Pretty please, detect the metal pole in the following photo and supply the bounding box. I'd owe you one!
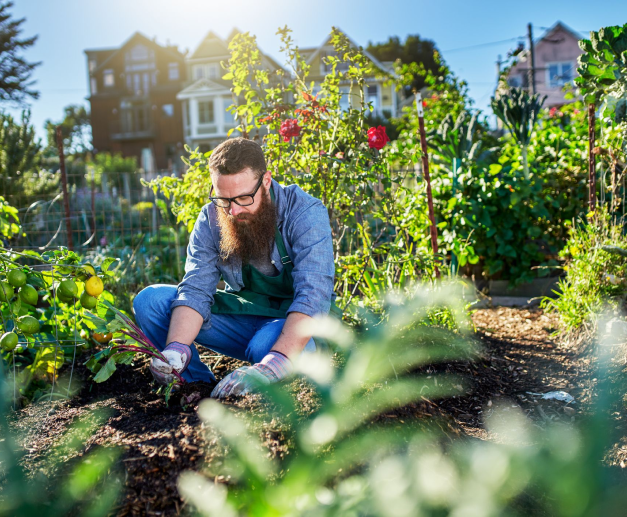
[527,23,536,95]
[55,126,74,251]
[415,93,440,279]
[588,103,597,211]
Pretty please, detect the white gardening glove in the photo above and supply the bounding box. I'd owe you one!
[149,342,191,385]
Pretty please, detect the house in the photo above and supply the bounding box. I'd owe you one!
[299,30,400,119]
[177,29,285,153]
[505,22,583,106]
[85,32,187,173]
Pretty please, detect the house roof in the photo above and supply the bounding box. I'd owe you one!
[87,32,185,74]
[304,29,393,74]
[191,31,231,60]
[536,21,583,46]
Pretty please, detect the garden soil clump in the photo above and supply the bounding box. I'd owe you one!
[9,307,598,516]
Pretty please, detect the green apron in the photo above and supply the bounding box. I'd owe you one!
[211,187,342,321]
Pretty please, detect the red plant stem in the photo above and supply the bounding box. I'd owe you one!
[113,345,186,384]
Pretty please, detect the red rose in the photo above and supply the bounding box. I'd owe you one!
[279,118,301,142]
[367,126,390,150]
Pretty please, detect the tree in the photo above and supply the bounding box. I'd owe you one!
[367,34,439,96]
[0,110,57,203]
[0,1,40,105]
[44,104,92,156]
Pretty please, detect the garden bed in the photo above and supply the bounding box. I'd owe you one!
[7,306,606,515]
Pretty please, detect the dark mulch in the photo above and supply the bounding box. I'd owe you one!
[8,307,601,516]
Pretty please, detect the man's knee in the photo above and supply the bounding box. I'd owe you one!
[133,284,177,321]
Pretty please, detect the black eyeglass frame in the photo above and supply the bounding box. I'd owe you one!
[208,174,266,208]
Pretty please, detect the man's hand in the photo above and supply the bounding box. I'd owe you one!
[211,351,292,398]
[150,342,192,385]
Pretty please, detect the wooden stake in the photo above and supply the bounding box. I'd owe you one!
[415,93,440,279]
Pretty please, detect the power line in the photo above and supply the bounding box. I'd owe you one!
[442,36,525,54]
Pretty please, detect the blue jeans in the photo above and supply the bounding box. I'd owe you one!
[132,284,316,384]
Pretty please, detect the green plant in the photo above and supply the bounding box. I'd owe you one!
[491,87,546,179]
[542,208,627,333]
[0,247,116,403]
[178,283,627,516]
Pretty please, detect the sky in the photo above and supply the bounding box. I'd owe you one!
[7,0,627,142]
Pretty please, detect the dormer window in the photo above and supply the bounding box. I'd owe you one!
[103,69,115,87]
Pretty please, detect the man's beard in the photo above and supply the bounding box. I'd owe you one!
[216,186,277,264]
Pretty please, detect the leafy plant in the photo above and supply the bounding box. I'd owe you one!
[83,299,185,398]
[542,208,627,333]
[491,87,546,179]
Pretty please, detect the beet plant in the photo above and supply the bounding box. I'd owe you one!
[83,299,185,399]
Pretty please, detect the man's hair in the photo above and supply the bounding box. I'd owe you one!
[209,138,267,178]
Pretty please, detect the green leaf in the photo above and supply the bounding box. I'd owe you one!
[489,164,502,176]
[93,357,117,383]
[101,258,118,274]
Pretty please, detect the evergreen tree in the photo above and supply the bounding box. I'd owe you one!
[0,1,40,104]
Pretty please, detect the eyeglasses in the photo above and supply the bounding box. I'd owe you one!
[209,175,265,209]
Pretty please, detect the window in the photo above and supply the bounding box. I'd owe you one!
[162,104,174,117]
[142,72,150,95]
[366,84,379,112]
[224,106,236,125]
[198,100,214,123]
[89,60,97,73]
[90,77,97,94]
[103,69,115,87]
[193,65,204,80]
[207,64,219,79]
[548,62,574,88]
[168,62,179,80]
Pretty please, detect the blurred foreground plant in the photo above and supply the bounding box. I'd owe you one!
[0,365,120,516]
[179,285,627,516]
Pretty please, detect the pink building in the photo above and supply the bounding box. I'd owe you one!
[506,22,583,107]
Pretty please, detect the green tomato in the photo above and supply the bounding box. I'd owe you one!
[19,284,38,306]
[0,281,14,302]
[7,270,27,288]
[0,331,18,352]
[17,315,40,334]
[80,292,98,310]
[58,279,78,299]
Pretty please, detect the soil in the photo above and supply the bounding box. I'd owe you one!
[5,306,613,516]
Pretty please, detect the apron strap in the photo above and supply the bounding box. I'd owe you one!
[270,185,293,271]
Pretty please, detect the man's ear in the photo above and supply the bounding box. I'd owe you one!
[263,170,272,189]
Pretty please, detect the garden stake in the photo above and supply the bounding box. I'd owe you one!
[415,93,440,279]
[588,103,596,212]
[56,126,74,251]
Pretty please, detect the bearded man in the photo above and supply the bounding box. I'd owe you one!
[132,138,337,398]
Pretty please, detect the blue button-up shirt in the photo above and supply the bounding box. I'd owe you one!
[171,179,335,327]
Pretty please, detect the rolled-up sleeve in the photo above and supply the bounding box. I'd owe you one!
[286,201,335,317]
[170,205,220,324]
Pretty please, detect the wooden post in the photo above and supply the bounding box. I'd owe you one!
[588,103,596,211]
[55,126,73,251]
[415,93,440,279]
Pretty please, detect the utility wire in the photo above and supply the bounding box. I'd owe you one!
[442,36,525,54]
